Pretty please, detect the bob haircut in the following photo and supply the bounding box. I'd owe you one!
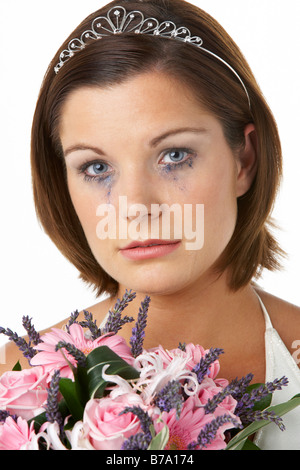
[31,0,284,297]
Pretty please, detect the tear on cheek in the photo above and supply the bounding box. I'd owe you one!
[103,175,113,202]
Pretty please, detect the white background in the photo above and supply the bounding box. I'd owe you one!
[0,0,299,345]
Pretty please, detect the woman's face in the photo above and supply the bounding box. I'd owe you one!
[60,71,249,295]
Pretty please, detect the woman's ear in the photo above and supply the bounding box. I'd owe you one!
[236,123,258,197]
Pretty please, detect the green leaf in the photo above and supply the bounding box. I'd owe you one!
[74,365,90,407]
[86,346,140,398]
[148,425,170,450]
[226,394,300,450]
[59,377,85,421]
[240,438,260,450]
[12,360,22,371]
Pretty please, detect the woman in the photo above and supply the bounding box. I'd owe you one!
[2,0,300,449]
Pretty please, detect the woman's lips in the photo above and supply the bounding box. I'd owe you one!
[120,239,181,260]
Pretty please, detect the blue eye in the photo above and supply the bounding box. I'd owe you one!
[87,162,108,175]
[160,148,196,169]
[79,160,110,181]
[163,149,186,163]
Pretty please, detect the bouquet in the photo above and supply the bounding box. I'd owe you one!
[1,290,300,451]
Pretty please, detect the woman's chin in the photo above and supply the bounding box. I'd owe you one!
[116,269,196,297]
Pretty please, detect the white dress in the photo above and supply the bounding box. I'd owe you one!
[253,294,300,450]
[100,295,300,449]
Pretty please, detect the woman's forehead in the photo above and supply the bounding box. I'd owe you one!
[58,75,221,160]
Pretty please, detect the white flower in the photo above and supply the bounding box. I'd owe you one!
[45,421,95,450]
[66,421,95,450]
[134,350,199,404]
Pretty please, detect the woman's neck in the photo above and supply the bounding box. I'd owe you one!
[113,270,263,351]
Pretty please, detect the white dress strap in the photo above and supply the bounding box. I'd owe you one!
[99,311,110,329]
[254,291,300,449]
[255,291,274,330]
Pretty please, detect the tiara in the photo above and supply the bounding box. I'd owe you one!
[54,5,250,107]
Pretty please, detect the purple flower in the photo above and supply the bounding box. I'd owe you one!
[45,370,62,425]
[120,406,153,450]
[130,296,150,358]
[0,327,36,362]
[187,414,241,450]
[0,410,18,423]
[154,380,183,418]
[22,316,42,346]
[102,290,136,335]
[192,348,224,384]
[55,341,87,368]
[79,310,102,340]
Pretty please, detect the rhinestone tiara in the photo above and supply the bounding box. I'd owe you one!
[54,5,250,107]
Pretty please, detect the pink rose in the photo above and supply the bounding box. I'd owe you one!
[83,394,145,450]
[0,366,49,420]
[0,416,36,450]
[31,324,134,380]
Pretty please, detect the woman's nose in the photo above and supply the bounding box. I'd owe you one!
[114,165,159,219]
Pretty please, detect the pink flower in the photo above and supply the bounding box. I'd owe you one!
[83,393,146,450]
[153,393,235,451]
[153,395,213,450]
[0,366,49,420]
[0,416,37,450]
[30,324,134,380]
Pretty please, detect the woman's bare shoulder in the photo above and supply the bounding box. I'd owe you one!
[48,295,113,331]
[0,297,113,376]
[255,286,300,355]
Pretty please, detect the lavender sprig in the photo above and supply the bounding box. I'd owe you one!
[234,376,289,427]
[21,316,42,346]
[0,326,36,362]
[203,374,254,415]
[130,296,150,358]
[121,432,152,450]
[66,309,102,339]
[45,370,66,441]
[227,374,254,401]
[241,409,285,431]
[192,348,224,385]
[102,289,136,335]
[65,310,80,333]
[0,410,18,423]
[120,406,153,450]
[79,310,102,340]
[187,414,242,450]
[155,380,183,418]
[45,370,62,425]
[234,377,288,416]
[204,381,244,415]
[55,341,87,368]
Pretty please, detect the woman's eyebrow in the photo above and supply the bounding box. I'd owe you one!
[149,127,208,147]
[64,127,208,158]
[64,145,106,158]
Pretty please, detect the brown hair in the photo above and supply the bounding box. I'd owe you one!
[31,0,284,297]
